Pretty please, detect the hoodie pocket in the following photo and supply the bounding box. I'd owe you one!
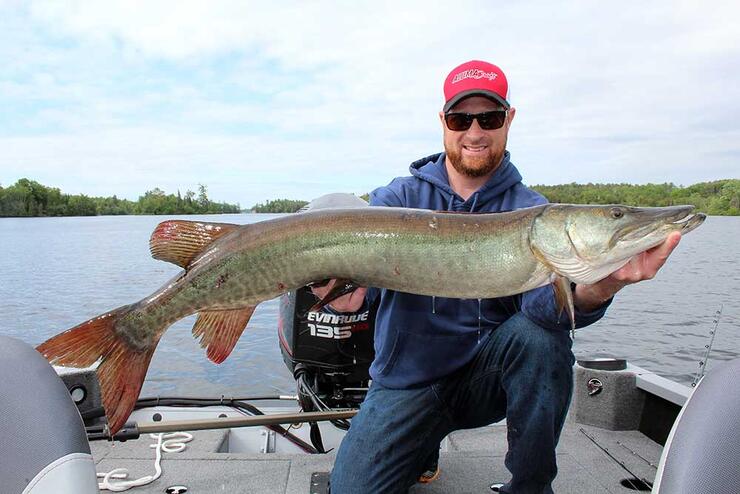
[374,329,401,377]
[376,329,480,384]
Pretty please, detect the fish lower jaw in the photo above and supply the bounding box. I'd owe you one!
[675,213,706,233]
[671,213,697,225]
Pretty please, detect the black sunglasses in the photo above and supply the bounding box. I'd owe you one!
[444,110,508,131]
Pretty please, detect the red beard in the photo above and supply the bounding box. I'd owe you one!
[446,141,506,178]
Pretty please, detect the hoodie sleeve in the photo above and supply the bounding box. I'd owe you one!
[520,284,612,331]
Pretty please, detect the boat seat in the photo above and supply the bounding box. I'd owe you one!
[0,335,98,494]
[653,357,740,493]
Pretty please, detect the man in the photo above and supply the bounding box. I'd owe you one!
[317,60,681,494]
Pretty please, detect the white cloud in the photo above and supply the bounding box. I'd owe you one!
[1,1,738,206]
[1,126,431,203]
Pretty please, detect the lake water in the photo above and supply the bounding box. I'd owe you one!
[1,213,738,397]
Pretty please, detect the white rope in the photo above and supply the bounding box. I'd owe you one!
[97,432,193,492]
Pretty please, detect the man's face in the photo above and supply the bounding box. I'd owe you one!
[440,96,515,178]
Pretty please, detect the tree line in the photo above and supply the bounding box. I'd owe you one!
[249,180,739,214]
[3,178,737,216]
[530,179,740,215]
[0,179,241,217]
[250,199,308,213]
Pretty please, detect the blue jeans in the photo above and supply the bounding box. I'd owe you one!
[330,313,575,494]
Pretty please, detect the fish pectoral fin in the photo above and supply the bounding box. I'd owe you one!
[552,275,576,337]
[149,220,240,269]
[192,306,256,364]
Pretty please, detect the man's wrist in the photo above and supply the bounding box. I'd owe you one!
[574,282,621,312]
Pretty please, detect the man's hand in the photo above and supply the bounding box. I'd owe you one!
[574,231,682,312]
[310,279,367,313]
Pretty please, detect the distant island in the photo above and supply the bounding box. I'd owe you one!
[253,179,739,215]
[251,199,309,213]
[2,178,737,217]
[530,179,739,216]
[0,179,240,217]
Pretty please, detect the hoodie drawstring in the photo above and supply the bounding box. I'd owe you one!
[469,193,479,212]
[447,191,480,212]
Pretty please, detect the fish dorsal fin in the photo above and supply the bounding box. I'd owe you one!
[149,220,240,269]
[192,306,257,364]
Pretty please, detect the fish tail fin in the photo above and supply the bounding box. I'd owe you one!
[36,305,156,434]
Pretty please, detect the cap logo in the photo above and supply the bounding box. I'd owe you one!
[451,69,498,84]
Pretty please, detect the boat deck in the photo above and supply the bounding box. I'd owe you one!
[90,411,662,493]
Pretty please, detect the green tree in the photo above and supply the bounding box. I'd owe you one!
[138,188,168,214]
[251,199,308,213]
[66,194,97,216]
[197,184,210,211]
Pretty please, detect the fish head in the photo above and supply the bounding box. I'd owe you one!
[530,204,705,284]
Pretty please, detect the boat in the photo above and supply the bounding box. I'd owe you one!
[3,195,739,493]
[5,331,740,493]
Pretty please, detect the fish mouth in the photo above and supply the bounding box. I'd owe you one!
[671,211,706,234]
[617,206,706,243]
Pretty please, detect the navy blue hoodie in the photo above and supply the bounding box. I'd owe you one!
[366,152,609,388]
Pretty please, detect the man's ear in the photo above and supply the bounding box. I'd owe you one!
[505,107,516,130]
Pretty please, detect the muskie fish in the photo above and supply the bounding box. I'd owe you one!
[38,204,705,433]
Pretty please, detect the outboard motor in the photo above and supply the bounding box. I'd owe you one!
[278,194,377,416]
[652,358,740,493]
[0,335,98,493]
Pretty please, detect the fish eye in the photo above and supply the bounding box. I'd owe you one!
[610,207,624,219]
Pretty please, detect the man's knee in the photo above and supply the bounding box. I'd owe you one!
[500,313,574,365]
[494,314,575,427]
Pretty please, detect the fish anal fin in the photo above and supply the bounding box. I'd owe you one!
[149,220,240,269]
[36,305,154,435]
[192,307,256,364]
[552,275,576,337]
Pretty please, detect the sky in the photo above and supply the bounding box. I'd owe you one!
[1,1,739,207]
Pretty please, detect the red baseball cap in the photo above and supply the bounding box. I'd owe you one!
[443,60,510,112]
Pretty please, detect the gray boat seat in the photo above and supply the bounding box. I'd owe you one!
[0,335,98,494]
[653,357,740,493]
